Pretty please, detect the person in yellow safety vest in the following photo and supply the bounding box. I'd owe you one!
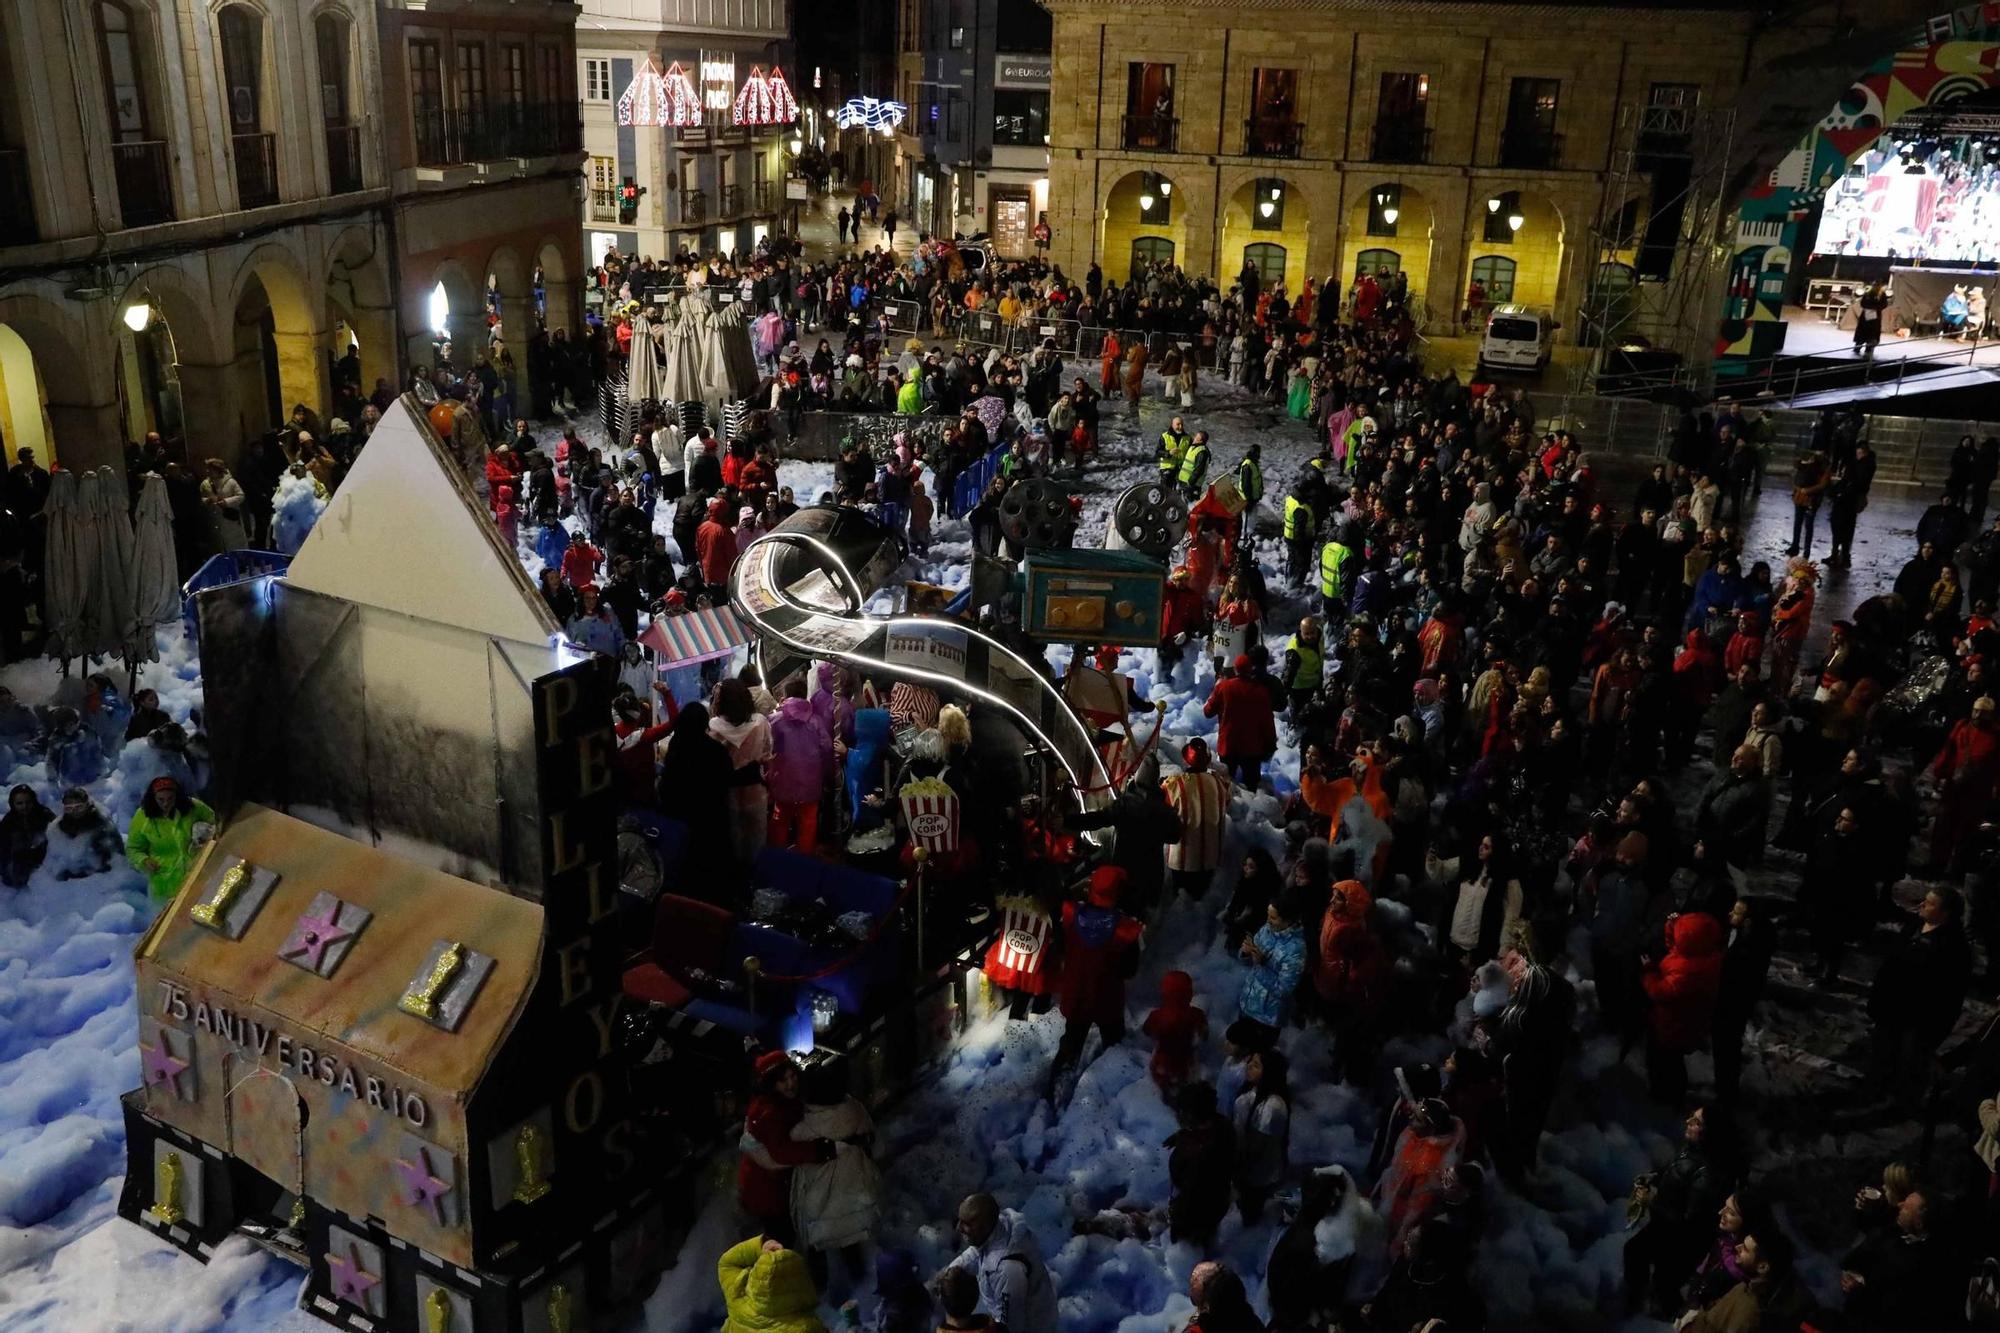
[1158,416,1191,477]
[1283,493,1316,586]
[1281,615,1326,714]
[1177,430,1212,498]
[1237,443,1264,507]
[1319,536,1355,620]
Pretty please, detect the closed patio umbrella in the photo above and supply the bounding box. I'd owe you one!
[702,300,760,419]
[41,469,91,665]
[659,296,706,409]
[83,468,136,660]
[127,472,180,665]
[625,310,661,405]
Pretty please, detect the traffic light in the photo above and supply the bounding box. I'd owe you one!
[619,177,643,224]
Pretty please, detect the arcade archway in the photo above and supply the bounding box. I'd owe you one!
[1341,182,1434,307]
[1465,190,1565,312]
[1220,177,1309,296]
[1100,170,1187,284]
[0,325,53,466]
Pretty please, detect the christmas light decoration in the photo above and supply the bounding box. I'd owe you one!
[834,97,909,132]
[619,58,703,128]
[732,65,799,127]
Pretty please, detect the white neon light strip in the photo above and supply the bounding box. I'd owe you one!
[735,532,1111,797]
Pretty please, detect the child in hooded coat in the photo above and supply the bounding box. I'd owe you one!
[717,1236,826,1333]
[1142,969,1208,1097]
[1641,910,1726,1103]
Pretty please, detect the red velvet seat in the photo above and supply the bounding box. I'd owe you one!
[619,894,734,1008]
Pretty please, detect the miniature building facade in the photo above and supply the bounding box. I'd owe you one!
[119,397,679,1333]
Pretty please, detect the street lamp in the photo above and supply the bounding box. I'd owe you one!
[1259,197,1275,218]
[1139,189,1156,212]
[1159,179,1173,197]
[1487,196,1502,213]
[1382,203,1400,225]
[123,302,152,332]
[1507,210,1525,232]
[790,136,803,153]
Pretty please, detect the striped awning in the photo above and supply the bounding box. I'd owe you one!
[640,605,752,664]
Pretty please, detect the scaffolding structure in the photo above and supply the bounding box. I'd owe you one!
[1573,100,1737,394]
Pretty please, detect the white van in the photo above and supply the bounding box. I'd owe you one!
[1478,304,1557,374]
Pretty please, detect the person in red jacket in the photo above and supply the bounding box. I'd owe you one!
[560,528,602,592]
[1930,695,2000,873]
[1641,911,1725,1105]
[737,1051,834,1242]
[1722,609,1765,675]
[612,684,677,806]
[1313,879,1387,1083]
[695,496,739,599]
[1142,969,1207,1099]
[1047,866,1145,1099]
[985,888,1060,1020]
[1203,655,1278,789]
[1160,567,1209,675]
[1668,629,1724,768]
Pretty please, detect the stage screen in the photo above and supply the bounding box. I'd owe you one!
[1812,143,2000,262]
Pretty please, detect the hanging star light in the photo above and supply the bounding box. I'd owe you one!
[835,97,909,132]
[732,65,799,127]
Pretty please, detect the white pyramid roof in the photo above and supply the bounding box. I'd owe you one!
[284,397,558,646]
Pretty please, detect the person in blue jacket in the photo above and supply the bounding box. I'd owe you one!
[1237,890,1308,1039]
[846,705,894,835]
[1685,552,1746,637]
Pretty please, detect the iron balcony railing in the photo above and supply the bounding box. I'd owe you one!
[1371,120,1431,164]
[1121,114,1178,152]
[325,125,362,194]
[112,139,175,227]
[680,189,707,223]
[412,100,582,167]
[0,147,35,244]
[719,182,743,216]
[1243,118,1303,158]
[590,187,620,223]
[233,131,278,208]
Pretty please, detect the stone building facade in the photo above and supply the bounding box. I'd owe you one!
[1041,0,1763,341]
[0,0,584,476]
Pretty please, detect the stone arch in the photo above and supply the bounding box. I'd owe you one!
[325,222,394,392]
[1219,173,1310,296]
[1100,168,1188,287]
[228,243,325,425]
[0,296,98,470]
[1342,181,1436,307]
[485,244,530,359]
[414,257,484,374]
[1465,189,1565,313]
[536,236,577,338]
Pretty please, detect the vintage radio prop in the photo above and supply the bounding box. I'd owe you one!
[1019,548,1167,647]
[118,397,685,1333]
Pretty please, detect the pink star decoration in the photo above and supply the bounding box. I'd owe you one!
[394,1146,453,1223]
[285,902,355,971]
[140,1032,189,1096]
[326,1241,382,1305]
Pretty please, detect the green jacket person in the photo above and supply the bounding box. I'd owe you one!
[127,776,216,904]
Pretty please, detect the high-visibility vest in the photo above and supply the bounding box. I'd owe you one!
[1238,457,1264,504]
[1319,540,1355,598]
[1283,495,1315,541]
[1159,429,1190,472]
[1288,633,1324,690]
[1177,443,1210,486]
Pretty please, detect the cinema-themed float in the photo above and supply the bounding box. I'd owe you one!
[118,394,1169,1332]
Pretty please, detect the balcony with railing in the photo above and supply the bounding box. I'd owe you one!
[590,186,620,223]
[412,100,583,168]
[1371,120,1431,164]
[1498,126,1563,170]
[680,189,707,224]
[232,132,278,208]
[1121,114,1178,152]
[112,139,174,227]
[326,125,362,194]
[752,179,774,211]
[719,182,743,216]
[1243,118,1303,159]
[0,148,34,244]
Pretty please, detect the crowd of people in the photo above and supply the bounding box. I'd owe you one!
[539,222,2000,1332]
